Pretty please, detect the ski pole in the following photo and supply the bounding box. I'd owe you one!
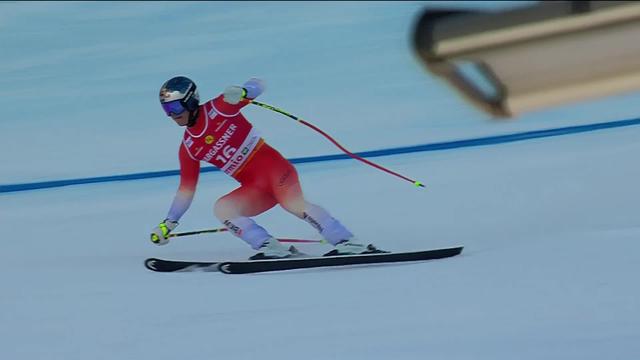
[168,227,228,238]
[169,227,325,243]
[279,238,326,244]
[250,100,425,188]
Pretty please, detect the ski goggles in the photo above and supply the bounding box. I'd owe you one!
[161,100,186,116]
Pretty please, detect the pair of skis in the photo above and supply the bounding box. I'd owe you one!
[145,245,463,274]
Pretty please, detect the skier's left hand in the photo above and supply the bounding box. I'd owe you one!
[223,86,247,105]
[150,219,179,245]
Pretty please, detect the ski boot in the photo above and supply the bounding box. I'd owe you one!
[250,237,297,260]
[324,238,388,256]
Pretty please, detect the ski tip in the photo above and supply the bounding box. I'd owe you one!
[144,258,161,271]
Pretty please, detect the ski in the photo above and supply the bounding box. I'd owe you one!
[144,246,306,273]
[217,246,464,274]
[145,246,464,274]
[144,258,219,272]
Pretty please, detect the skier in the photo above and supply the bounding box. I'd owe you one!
[150,76,378,259]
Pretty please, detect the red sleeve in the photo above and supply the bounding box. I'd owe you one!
[166,145,201,222]
[178,144,200,192]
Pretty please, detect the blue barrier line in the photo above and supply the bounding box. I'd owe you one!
[2,117,639,194]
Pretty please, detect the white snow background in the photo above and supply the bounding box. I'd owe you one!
[1,2,639,360]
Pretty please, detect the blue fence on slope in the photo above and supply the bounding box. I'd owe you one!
[2,117,639,194]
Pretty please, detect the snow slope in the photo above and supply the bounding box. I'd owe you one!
[3,124,639,360]
[2,2,639,360]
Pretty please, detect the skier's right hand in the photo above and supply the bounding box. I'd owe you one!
[150,219,179,245]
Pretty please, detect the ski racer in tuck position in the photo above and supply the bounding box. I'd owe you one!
[149,76,380,259]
